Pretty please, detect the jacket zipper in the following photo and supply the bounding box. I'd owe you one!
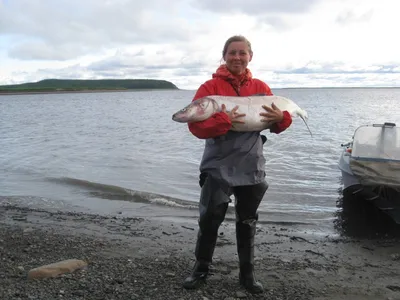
[230,83,240,96]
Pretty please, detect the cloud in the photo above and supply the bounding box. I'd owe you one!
[0,0,399,89]
[259,16,292,31]
[264,73,400,89]
[85,46,211,75]
[261,59,400,88]
[275,61,400,74]
[193,0,321,15]
[8,40,91,61]
[0,0,201,61]
[336,9,374,25]
[2,45,216,88]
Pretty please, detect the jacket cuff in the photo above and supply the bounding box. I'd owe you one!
[270,111,292,134]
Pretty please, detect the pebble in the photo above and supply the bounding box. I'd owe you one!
[17,266,25,272]
[236,291,247,298]
[1,204,398,300]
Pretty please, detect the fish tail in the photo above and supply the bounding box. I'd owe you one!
[298,113,313,137]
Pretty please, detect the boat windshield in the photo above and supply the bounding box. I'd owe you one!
[350,123,400,187]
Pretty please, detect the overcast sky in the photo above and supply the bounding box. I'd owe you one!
[0,0,399,89]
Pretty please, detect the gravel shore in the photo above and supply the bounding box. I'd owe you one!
[1,203,400,300]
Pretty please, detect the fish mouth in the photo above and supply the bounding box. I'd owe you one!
[172,112,185,122]
[172,111,192,123]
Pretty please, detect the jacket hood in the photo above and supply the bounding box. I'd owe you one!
[212,64,252,89]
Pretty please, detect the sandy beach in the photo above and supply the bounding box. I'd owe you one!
[1,202,400,300]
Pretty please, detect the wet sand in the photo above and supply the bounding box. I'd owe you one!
[1,203,400,300]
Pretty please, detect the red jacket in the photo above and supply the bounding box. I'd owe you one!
[188,65,293,139]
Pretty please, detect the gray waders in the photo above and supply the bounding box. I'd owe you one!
[183,173,268,294]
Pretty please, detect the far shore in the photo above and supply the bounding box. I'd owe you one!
[0,88,180,96]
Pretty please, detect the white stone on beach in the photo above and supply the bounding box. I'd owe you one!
[27,259,88,280]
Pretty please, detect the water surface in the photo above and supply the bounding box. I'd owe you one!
[1,88,399,234]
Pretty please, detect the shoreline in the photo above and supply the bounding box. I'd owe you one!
[0,88,180,96]
[1,203,400,299]
[1,86,398,96]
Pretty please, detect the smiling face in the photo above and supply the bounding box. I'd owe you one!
[223,40,253,75]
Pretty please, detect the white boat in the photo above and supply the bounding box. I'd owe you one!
[338,122,400,224]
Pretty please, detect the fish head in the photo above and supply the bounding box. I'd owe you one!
[172,97,218,123]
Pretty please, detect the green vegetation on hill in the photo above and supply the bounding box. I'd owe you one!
[0,79,179,93]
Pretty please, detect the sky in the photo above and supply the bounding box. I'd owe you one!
[0,0,399,89]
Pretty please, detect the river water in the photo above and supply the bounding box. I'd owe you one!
[1,88,399,235]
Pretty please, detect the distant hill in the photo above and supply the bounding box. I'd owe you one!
[0,79,179,94]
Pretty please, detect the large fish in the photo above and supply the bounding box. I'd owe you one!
[172,95,313,136]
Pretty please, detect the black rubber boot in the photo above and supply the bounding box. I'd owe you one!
[182,260,210,289]
[183,202,228,290]
[236,218,264,294]
[182,229,215,289]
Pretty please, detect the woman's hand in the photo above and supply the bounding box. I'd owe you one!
[221,104,246,124]
[260,103,283,123]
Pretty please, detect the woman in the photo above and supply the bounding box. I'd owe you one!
[182,35,292,294]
